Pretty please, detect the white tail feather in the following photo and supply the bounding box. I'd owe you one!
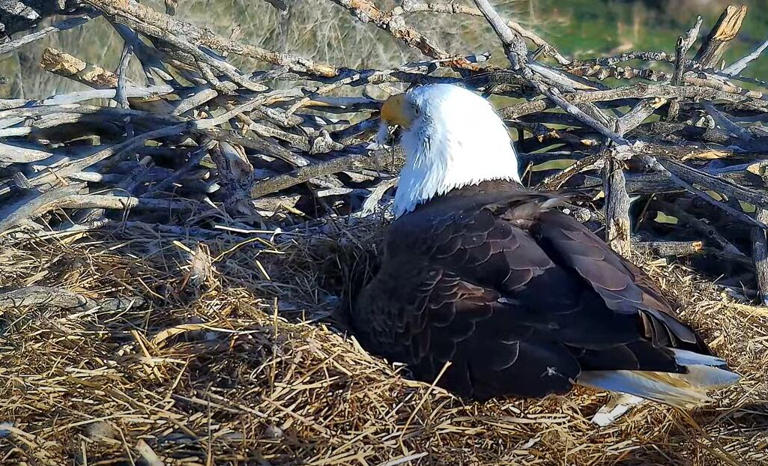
[676,365,741,388]
[671,348,727,367]
[577,370,712,408]
[577,352,740,409]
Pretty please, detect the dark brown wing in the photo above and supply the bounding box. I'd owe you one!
[531,210,707,350]
[352,184,709,400]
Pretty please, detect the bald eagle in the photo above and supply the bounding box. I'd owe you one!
[352,84,739,408]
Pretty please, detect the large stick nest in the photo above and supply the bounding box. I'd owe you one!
[2,0,768,464]
[1,219,767,465]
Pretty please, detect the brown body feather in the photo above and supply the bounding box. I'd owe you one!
[352,180,728,401]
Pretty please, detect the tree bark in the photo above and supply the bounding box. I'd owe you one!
[752,209,768,305]
[693,5,747,68]
[604,153,631,257]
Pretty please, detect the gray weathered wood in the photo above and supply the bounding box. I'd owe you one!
[0,16,89,56]
[604,151,631,257]
[694,5,748,68]
[752,209,768,305]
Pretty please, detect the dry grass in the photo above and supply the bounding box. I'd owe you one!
[1,215,767,465]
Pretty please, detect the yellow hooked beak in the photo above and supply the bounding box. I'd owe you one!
[380,93,413,129]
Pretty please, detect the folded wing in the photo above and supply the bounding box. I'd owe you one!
[353,185,738,404]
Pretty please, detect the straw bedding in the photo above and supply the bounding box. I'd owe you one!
[1,217,767,465]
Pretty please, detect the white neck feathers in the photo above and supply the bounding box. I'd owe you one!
[391,85,521,217]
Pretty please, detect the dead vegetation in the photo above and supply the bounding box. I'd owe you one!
[1,219,767,465]
[1,0,768,464]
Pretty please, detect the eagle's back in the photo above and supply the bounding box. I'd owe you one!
[352,181,716,400]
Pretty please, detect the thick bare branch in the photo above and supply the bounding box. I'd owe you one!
[0,16,89,56]
[753,209,768,305]
[40,47,120,89]
[399,0,569,65]
[86,0,340,77]
[604,151,631,256]
[694,5,748,68]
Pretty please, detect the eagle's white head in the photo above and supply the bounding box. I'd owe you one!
[378,84,521,217]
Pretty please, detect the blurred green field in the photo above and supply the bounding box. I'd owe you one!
[1,0,767,98]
